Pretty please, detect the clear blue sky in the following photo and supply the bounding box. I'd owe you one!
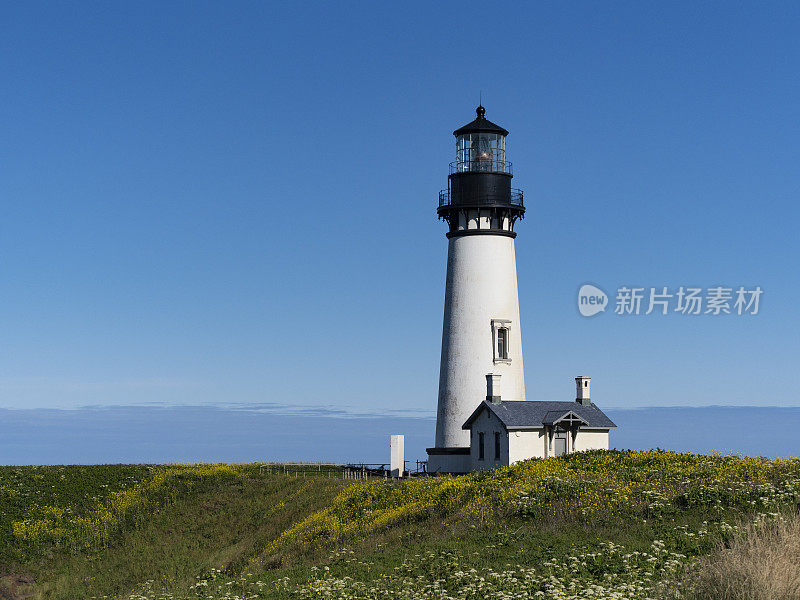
[2,2,799,413]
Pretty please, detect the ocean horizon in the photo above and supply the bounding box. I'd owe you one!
[1,404,798,466]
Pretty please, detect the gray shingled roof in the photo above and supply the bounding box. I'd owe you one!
[542,410,587,425]
[462,400,616,430]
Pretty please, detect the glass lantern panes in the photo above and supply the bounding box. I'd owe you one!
[455,133,507,173]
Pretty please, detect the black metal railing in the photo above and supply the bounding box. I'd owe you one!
[450,159,513,175]
[438,188,524,208]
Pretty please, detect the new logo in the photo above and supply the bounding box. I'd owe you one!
[578,284,608,317]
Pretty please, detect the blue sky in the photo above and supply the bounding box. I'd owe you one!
[2,2,799,415]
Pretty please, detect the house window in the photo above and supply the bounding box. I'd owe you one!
[491,319,512,363]
[494,432,501,460]
[478,432,485,460]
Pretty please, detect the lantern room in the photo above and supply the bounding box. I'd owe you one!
[453,106,510,174]
[437,106,524,237]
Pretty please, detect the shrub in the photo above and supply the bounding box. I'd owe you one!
[680,512,800,600]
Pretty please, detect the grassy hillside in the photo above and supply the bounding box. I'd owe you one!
[0,464,350,599]
[2,452,799,599]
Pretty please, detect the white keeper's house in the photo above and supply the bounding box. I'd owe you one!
[426,107,616,474]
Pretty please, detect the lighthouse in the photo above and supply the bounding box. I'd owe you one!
[427,106,527,473]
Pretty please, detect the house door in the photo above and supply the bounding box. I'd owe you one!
[554,433,567,456]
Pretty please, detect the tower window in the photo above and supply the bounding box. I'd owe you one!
[491,319,512,363]
[478,432,485,460]
[494,432,501,460]
[584,381,588,387]
[497,328,508,360]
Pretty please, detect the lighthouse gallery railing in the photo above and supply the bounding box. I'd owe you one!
[438,189,524,209]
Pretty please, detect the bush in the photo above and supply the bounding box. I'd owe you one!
[680,512,800,600]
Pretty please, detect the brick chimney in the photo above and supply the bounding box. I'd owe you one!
[486,373,502,404]
[575,376,591,406]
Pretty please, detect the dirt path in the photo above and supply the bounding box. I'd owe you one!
[0,574,34,600]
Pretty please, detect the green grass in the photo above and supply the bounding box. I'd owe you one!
[0,464,350,599]
[32,472,349,599]
[1,452,799,599]
[0,464,155,565]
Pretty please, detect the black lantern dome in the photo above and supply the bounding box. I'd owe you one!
[453,105,509,137]
[438,106,524,238]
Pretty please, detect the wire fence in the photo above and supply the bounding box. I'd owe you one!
[257,461,429,480]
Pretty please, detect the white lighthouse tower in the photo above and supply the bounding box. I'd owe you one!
[427,106,527,473]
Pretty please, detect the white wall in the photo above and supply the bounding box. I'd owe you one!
[572,430,610,452]
[507,428,608,465]
[461,418,610,473]
[468,408,508,471]
[508,429,547,463]
[435,235,526,449]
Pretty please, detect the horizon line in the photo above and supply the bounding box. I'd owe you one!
[2,401,800,418]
